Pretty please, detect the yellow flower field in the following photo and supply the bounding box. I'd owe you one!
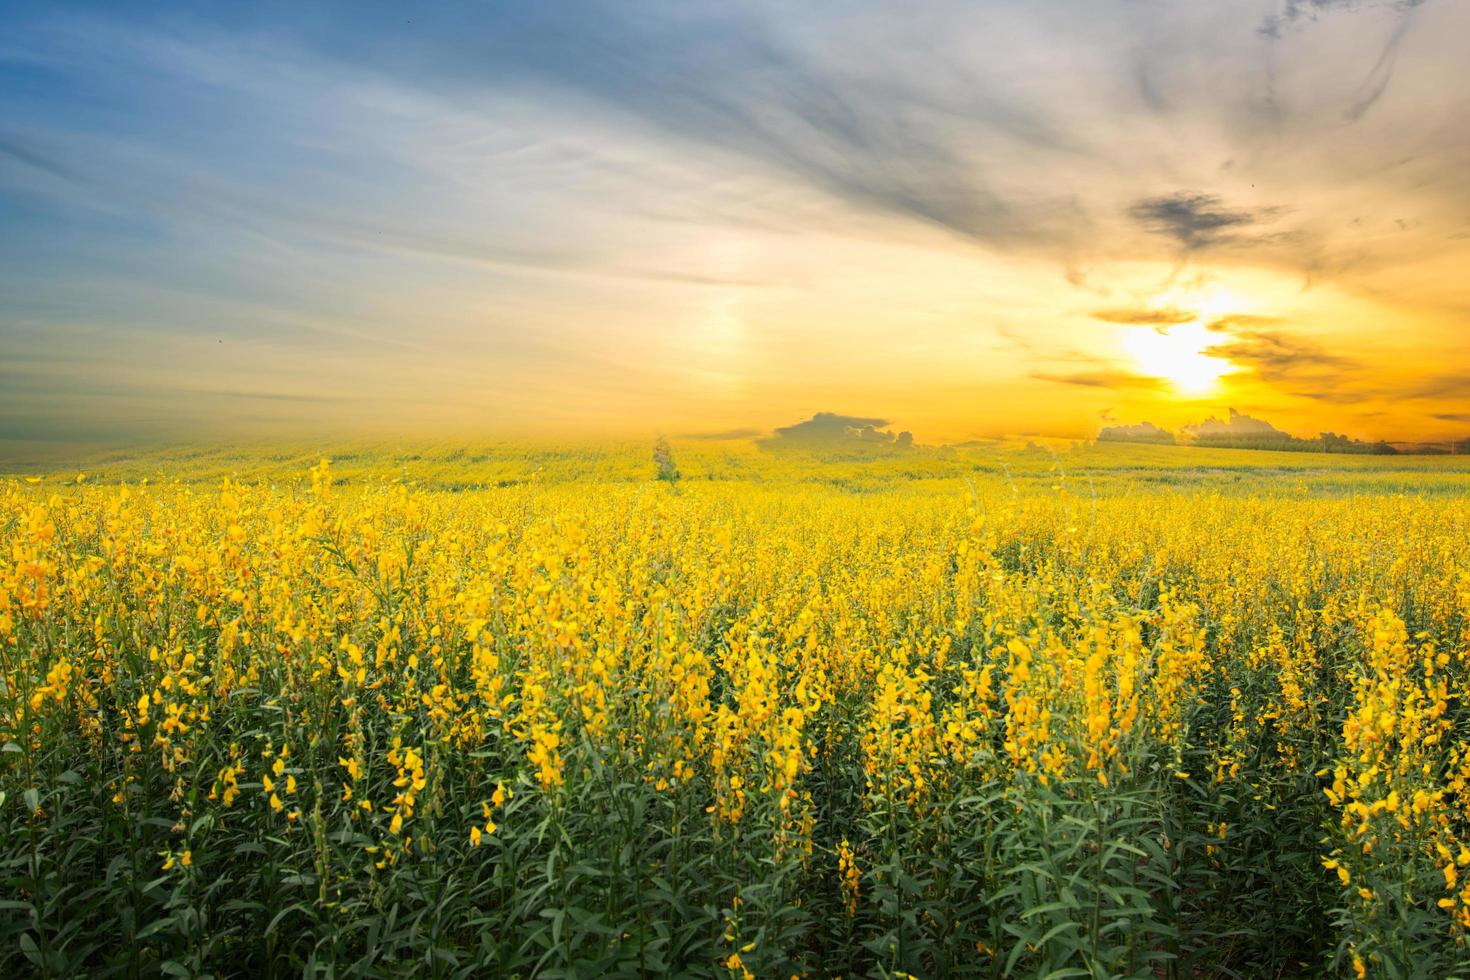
[3,442,1470,976]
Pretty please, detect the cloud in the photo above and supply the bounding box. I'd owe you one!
[1204,319,1382,403]
[1204,322,1355,384]
[1205,313,1283,332]
[1290,388,1377,405]
[0,134,74,182]
[369,1,1446,276]
[1031,370,1167,390]
[1402,373,1470,401]
[1432,412,1470,423]
[1262,0,1427,38]
[1090,307,1197,326]
[378,4,1088,251]
[1204,316,1470,410]
[1181,407,1291,440]
[1259,0,1428,137]
[1266,368,1469,407]
[213,389,352,404]
[1128,193,1281,250]
[764,412,913,447]
[774,411,887,439]
[1343,8,1419,121]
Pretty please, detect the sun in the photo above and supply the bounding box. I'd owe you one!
[1125,321,1229,394]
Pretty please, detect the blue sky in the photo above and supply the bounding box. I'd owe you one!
[3,0,1468,448]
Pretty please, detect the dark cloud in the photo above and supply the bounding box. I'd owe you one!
[1260,0,1428,129]
[1343,9,1418,121]
[1090,307,1197,326]
[764,412,913,447]
[1200,317,1423,408]
[1031,370,1167,390]
[1205,319,1355,385]
[1129,193,1281,250]
[774,412,887,439]
[1433,413,1470,423]
[1262,0,1427,38]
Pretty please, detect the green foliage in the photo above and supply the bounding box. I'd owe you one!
[653,438,681,485]
[3,446,1470,976]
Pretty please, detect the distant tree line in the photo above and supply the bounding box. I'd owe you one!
[1099,422,1399,454]
[1097,422,1175,445]
[1188,432,1397,454]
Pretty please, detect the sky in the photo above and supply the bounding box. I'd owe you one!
[2,0,1469,447]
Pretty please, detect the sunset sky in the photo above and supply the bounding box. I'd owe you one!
[3,0,1468,447]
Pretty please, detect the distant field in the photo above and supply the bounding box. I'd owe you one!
[4,443,1470,975]
[6,436,1470,491]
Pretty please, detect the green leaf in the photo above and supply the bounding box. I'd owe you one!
[18,932,43,967]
